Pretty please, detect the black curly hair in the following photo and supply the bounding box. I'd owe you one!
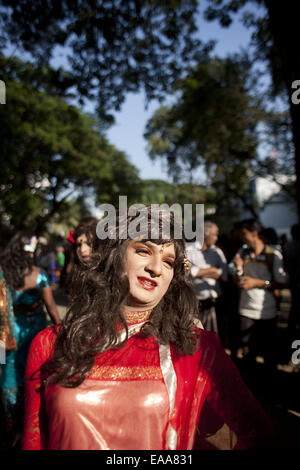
[42,207,200,387]
[0,230,35,291]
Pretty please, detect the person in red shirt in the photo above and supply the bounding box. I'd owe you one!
[22,207,276,450]
[60,217,100,292]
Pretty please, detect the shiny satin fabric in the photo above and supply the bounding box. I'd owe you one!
[45,379,169,450]
[23,319,276,450]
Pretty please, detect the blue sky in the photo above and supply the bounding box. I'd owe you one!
[106,10,256,182]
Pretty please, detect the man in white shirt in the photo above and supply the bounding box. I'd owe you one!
[186,221,228,332]
[230,219,288,369]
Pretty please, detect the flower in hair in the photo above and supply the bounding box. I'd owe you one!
[67,229,75,244]
[24,236,38,253]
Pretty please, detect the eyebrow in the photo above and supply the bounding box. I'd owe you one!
[134,240,176,259]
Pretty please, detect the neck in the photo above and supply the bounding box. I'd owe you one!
[123,305,153,325]
[123,304,152,312]
[125,294,161,311]
[251,238,264,256]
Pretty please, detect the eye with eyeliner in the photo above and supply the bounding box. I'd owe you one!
[135,246,152,255]
[133,243,175,266]
[163,258,175,268]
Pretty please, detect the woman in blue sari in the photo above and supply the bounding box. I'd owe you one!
[0,231,60,447]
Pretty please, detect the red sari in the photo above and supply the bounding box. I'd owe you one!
[22,311,275,450]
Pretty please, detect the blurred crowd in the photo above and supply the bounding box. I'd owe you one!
[0,216,99,448]
[0,215,299,449]
[187,220,300,369]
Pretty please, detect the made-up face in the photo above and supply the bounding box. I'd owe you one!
[125,240,176,309]
[76,234,92,262]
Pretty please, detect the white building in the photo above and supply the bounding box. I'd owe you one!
[254,176,298,238]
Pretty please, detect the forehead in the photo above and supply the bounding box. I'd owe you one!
[205,226,218,235]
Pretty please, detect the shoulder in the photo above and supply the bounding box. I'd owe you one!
[29,325,60,361]
[190,325,224,355]
[186,243,204,264]
[272,248,283,260]
[211,245,227,260]
[35,267,50,285]
[173,328,227,375]
[197,328,223,349]
[25,325,60,377]
[31,265,40,275]
[186,242,201,254]
[32,324,60,344]
[265,245,283,261]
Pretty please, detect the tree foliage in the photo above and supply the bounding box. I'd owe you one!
[145,55,262,217]
[0,0,212,121]
[0,54,140,234]
[203,0,300,219]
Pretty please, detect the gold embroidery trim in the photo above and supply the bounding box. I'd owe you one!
[123,310,152,324]
[89,365,163,380]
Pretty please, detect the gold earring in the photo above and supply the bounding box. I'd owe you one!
[183,258,190,272]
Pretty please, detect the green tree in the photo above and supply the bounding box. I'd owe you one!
[0,54,141,234]
[0,0,211,121]
[204,0,300,220]
[140,179,212,206]
[45,195,93,241]
[144,55,262,218]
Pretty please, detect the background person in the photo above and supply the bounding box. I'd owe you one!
[0,231,60,446]
[186,221,228,333]
[230,219,288,372]
[55,245,65,281]
[60,217,100,294]
[0,266,17,448]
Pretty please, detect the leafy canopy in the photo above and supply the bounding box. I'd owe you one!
[0,54,140,232]
[0,0,212,120]
[145,55,263,217]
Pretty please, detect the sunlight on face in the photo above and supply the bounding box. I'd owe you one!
[125,240,175,309]
[205,227,218,247]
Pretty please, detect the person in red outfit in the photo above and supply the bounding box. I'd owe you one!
[60,217,100,292]
[22,207,276,450]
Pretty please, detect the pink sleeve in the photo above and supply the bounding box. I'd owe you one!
[22,326,57,450]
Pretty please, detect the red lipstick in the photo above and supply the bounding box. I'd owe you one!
[138,276,157,290]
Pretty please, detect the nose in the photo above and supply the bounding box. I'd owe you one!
[81,243,89,256]
[145,255,162,277]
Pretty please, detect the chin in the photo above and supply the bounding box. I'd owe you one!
[129,292,157,306]
[133,296,154,305]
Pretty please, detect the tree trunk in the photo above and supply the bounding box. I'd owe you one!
[265,0,300,222]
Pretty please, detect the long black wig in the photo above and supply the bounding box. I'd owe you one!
[42,207,200,387]
[0,230,35,291]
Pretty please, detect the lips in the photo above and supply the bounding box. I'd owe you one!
[138,276,157,290]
